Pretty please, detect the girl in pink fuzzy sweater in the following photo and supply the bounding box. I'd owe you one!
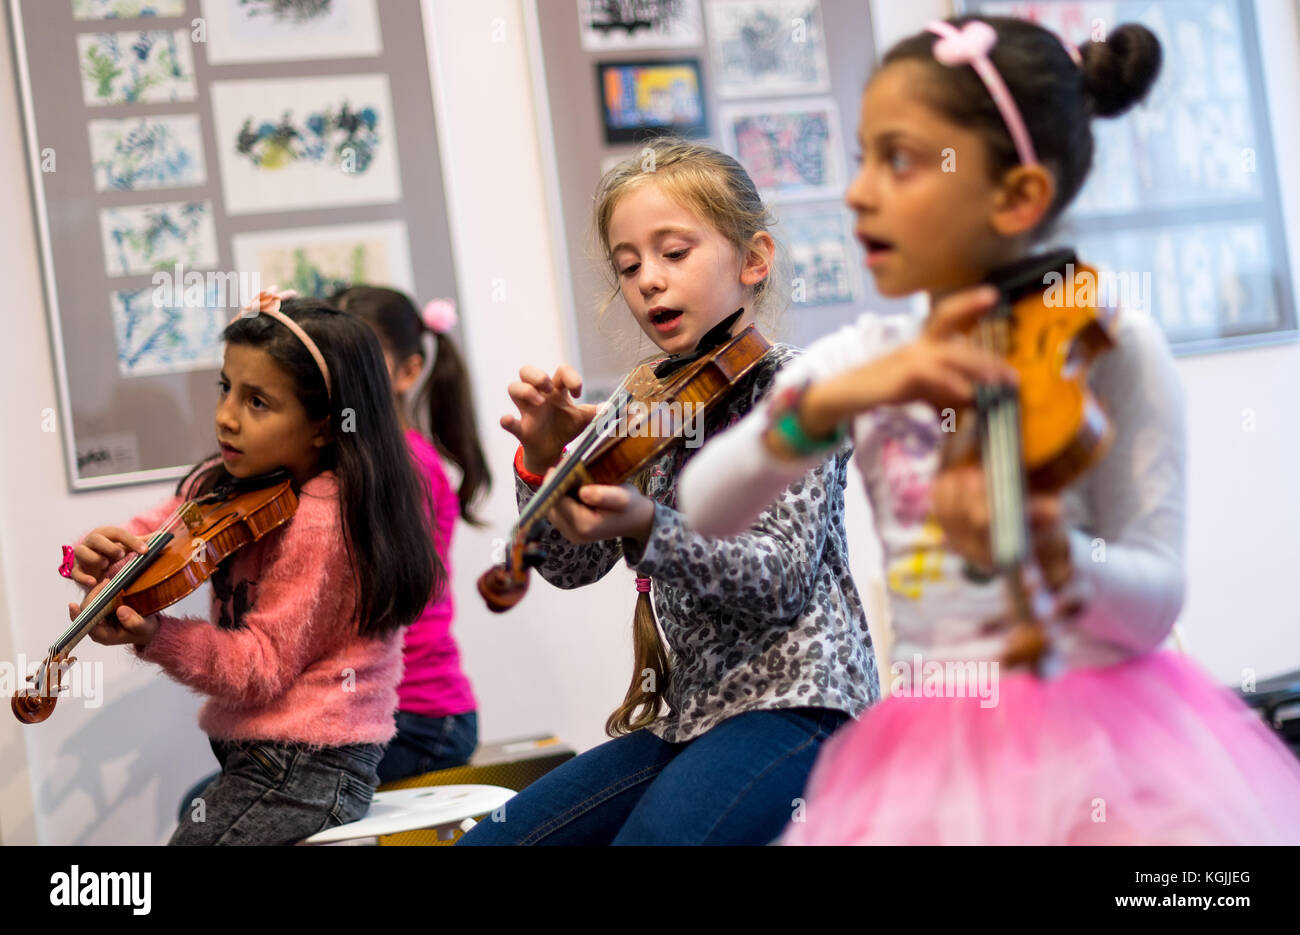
[67,294,442,845]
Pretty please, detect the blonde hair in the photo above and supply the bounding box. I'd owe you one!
[592,138,785,736]
[592,137,788,335]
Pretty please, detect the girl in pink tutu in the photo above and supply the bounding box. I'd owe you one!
[678,14,1300,844]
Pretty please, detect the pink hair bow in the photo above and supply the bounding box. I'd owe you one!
[927,19,1039,167]
[232,285,332,399]
[423,298,458,334]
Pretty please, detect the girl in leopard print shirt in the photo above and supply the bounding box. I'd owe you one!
[457,139,878,846]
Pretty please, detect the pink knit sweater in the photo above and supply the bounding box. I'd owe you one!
[84,472,404,747]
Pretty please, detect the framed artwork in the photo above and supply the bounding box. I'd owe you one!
[596,58,708,143]
[198,0,382,64]
[960,0,1296,354]
[705,0,831,98]
[210,74,402,215]
[8,0,460,488]
[777,202,861,308]
[577,0,704,51]
[719,96,845,202]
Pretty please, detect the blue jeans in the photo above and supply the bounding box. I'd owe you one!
[377,710,478,784]
[456,706,848,846]
[171,738,383,845]
[176,711,479,823]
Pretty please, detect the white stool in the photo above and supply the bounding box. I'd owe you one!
[300,784,515,845]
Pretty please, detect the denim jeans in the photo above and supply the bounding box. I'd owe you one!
[456,706,848,846]
[171,737,383,845]
[377,710,478,784]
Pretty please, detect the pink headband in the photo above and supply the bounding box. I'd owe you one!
[234,288,333,400]
[927,19,1039,166]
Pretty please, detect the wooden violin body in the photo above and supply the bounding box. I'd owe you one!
[12,472,297,724]
[942,249,1117,671]
[479,317,772,612]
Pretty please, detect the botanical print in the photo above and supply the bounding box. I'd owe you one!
[577,0,703,51]
[99,201,218,276]
[231,221,414,298]
[721,98,843,202]
[110,284,226,376]
[705,0,830,98]
[210,75,401,214]
[77,30,196,106]
[780,206,858,307]
[73,0,187,18]
[88,115,206,192]
[199,0,381,64]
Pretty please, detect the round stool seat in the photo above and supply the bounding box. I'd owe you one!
[301,784,514,845]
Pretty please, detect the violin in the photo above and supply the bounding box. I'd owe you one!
[941,249,1117,673]
[479,310,772,612]
[12,470,298,724]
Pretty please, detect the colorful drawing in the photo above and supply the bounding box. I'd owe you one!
[199,0,381,64]
[598,60,707,143]
[210,75,401,215]
[73,0,187,18]
[88,115,206,192]
[705,0,830,98]
[780,206,858,307]
[231,221,415,299]
[77,30,196,106]
[99,201,218,277]
[110,284,226,377]
[578,0,703,51]
[721,98,843,202]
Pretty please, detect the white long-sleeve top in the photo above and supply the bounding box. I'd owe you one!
[677,306,1187,673]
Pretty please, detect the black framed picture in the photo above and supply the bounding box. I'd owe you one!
[596,58,709,144]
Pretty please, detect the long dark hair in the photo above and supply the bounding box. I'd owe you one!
[179,297,442,638]
[881,16,1162,227]
[331,285,491,526]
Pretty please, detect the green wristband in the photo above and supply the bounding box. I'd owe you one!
[772,406,845,457]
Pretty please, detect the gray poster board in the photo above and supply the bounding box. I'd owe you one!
[8,0,461,489]
[526,0,906,399]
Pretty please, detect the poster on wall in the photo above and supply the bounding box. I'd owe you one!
[210,74,402,215]
[232,221,416,299]
[198,0,383,65]
[705,0,831,98]
[777,204,860,308]
[578,0,704,51]
[720,97,845,202]
[8,0,460,488]
[597,59,709,143]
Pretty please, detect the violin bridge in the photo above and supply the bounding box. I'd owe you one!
[180,501,205,535]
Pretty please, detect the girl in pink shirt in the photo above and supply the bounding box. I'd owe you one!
[68,295,442,845]
[333,286,489,782]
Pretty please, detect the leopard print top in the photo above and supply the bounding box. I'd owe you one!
[515,343,880,742]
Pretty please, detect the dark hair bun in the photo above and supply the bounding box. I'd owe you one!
[1079,23,1162,117]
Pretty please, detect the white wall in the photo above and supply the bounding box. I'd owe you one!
[2,0,1298,844]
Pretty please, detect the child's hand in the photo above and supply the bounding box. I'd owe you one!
[546,476,657,547]
[871,285,1018,411]
[501,364,602,474]
[74,578,159,648]
[70,526,149,590]
[932,463,1074,590]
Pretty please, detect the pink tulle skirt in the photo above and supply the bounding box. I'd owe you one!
[783,651,1300,845]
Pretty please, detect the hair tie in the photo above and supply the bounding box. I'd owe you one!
[635,577,651,593]
[58,545,75,579]
[422,298,458,335]
[233,287,333,401]
[926,19,1039,167]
